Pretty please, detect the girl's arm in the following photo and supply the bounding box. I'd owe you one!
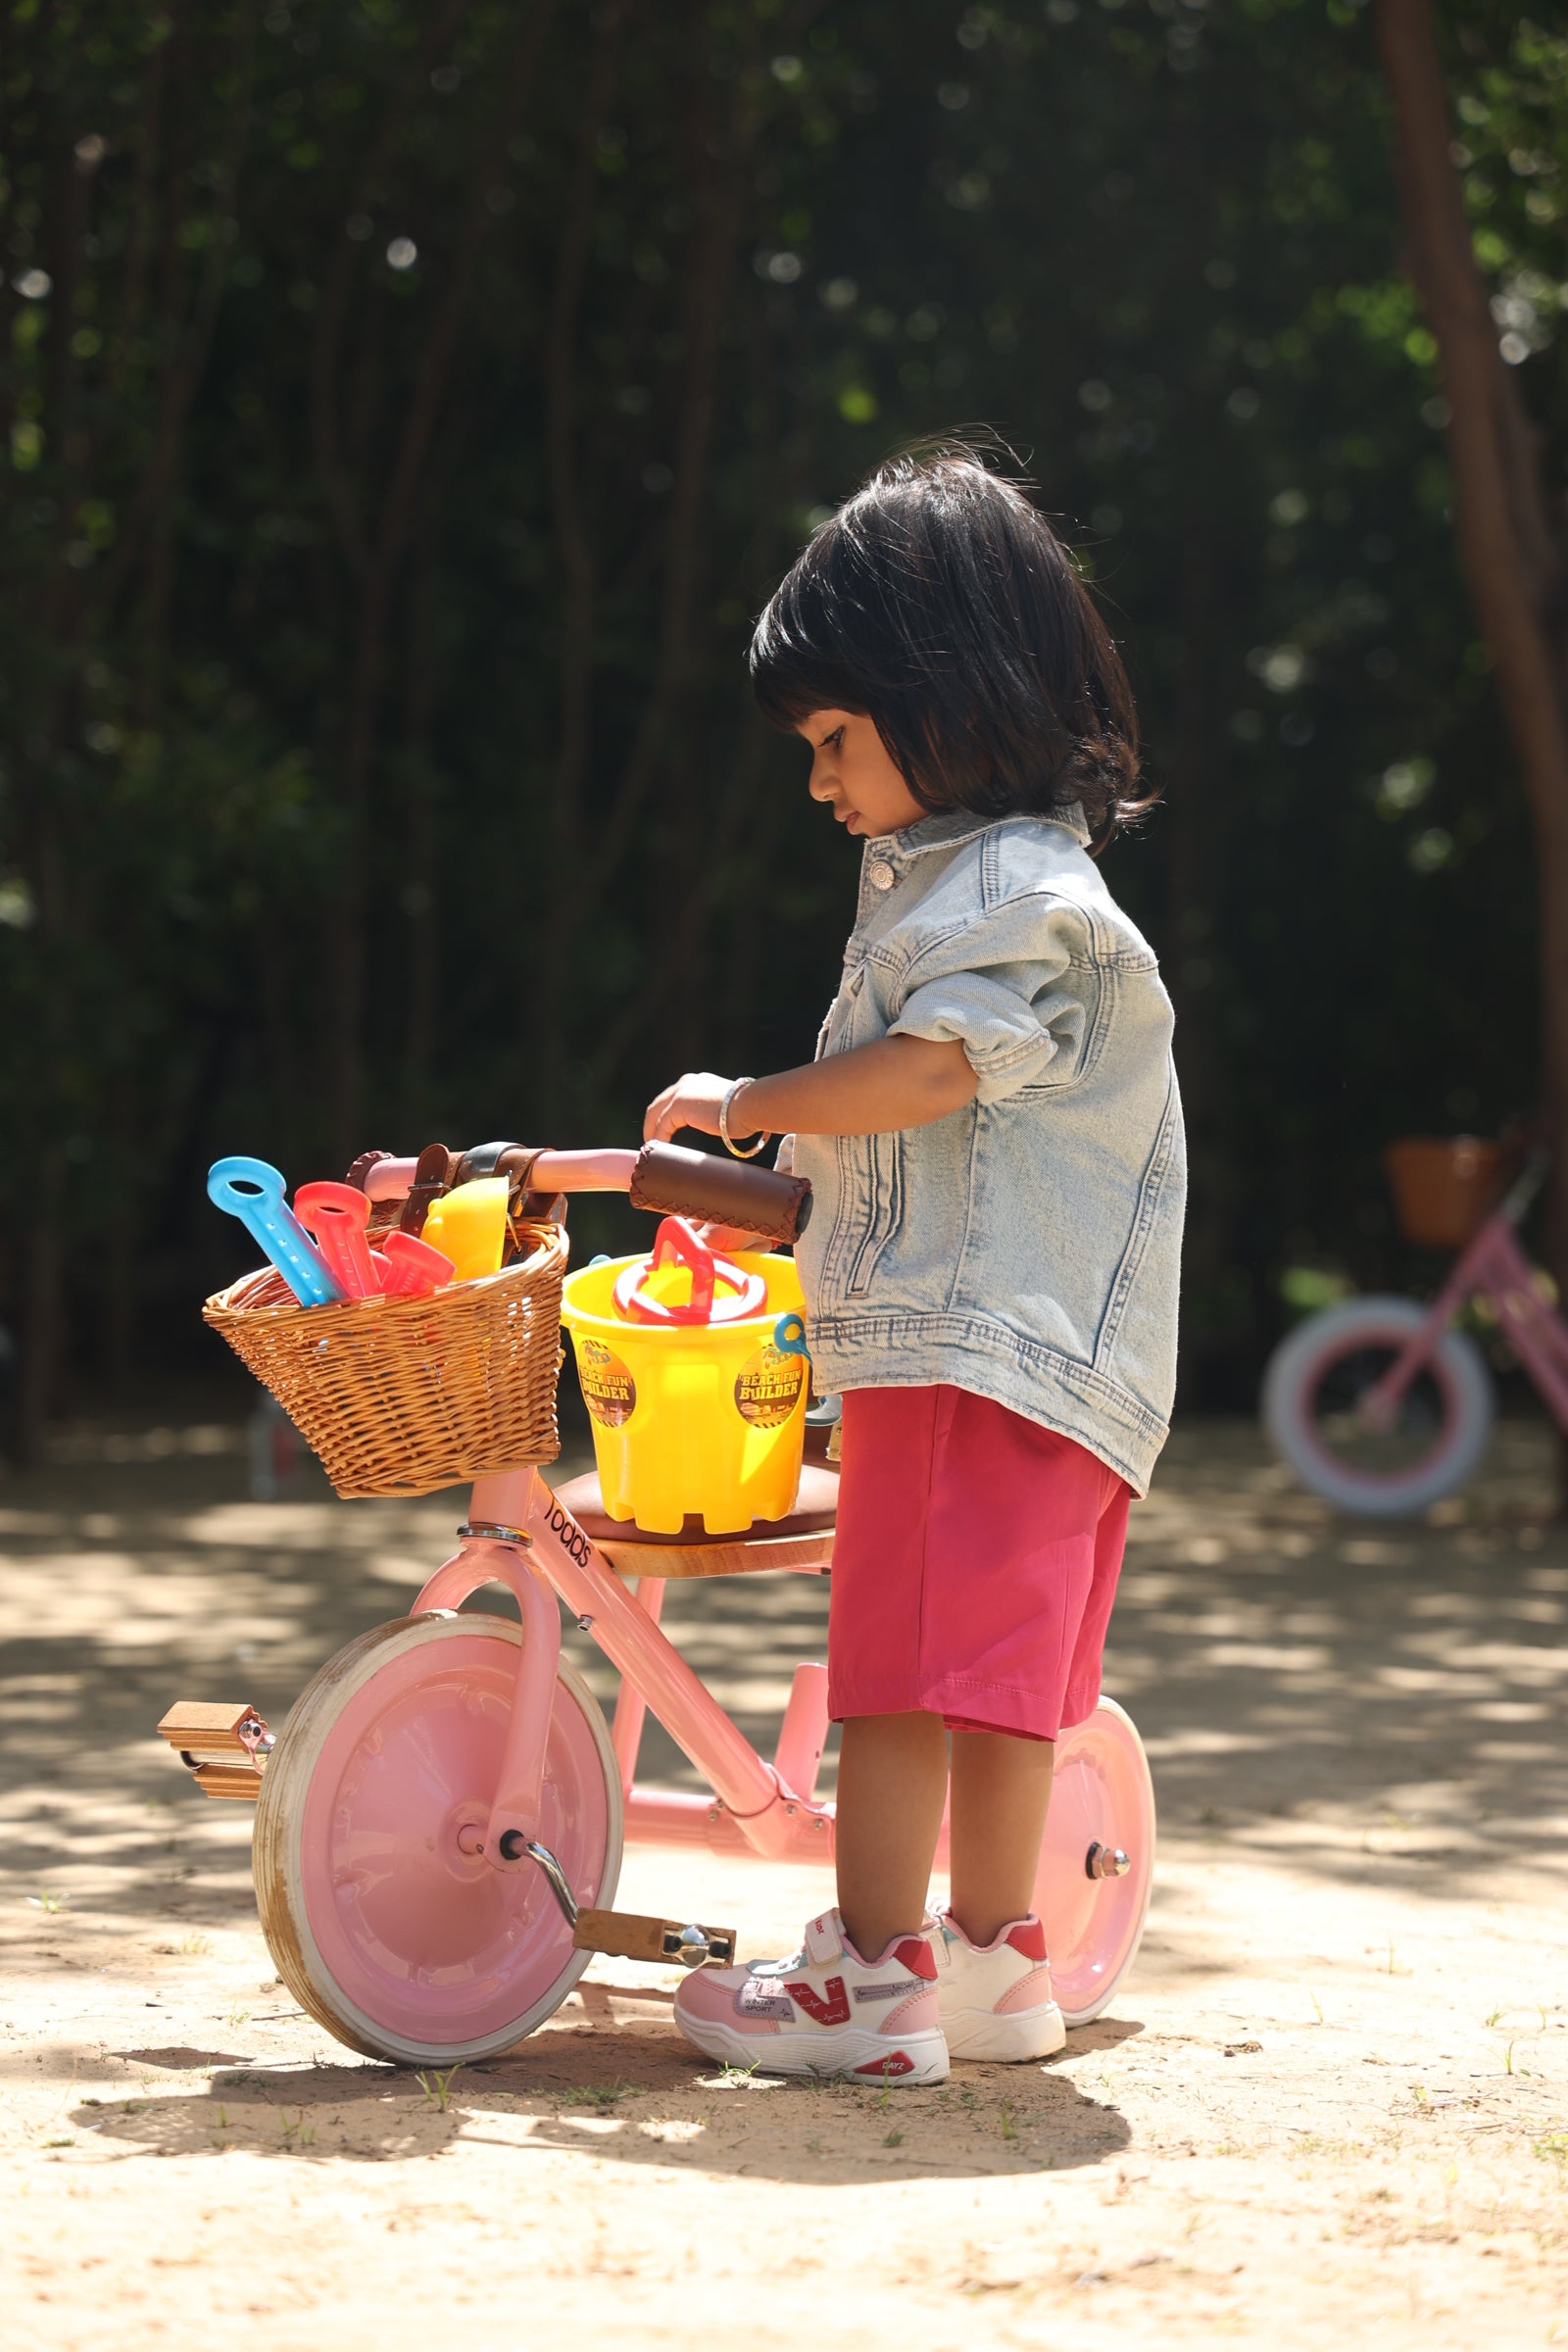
[643,1035,977,1147]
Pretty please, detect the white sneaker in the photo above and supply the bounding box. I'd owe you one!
[931,1908,1066,2061]
[673,1907,949,2083]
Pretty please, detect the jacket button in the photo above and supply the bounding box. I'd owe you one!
[867,859,895,890]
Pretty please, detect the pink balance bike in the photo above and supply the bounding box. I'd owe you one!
[1263,1142,1561,1517]
[164,1142,1155,2068]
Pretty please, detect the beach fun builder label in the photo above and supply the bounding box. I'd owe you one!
[577,1337,637,1427]
[733,1341,807,1429]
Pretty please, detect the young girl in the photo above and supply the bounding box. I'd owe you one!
[643,445,1185,2083]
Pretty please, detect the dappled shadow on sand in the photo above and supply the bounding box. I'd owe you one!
[70,2019,1135,2182]
[3,1413,1566,1932]
[1108,1420,1568,1890]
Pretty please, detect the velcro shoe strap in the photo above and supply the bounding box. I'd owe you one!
[802,1911,844,1966]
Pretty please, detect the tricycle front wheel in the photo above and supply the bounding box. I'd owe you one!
[254,1612,621,2066]
[1262,1294,1494,1517]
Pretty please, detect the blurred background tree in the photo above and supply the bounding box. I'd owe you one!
[1,0,1563,1458]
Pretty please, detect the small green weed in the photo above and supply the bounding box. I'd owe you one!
[416,2065,464,2114]
[177,1932,212,1957]
[224,2003,251,2030]
[1535,2133,1568,2167]
[999,2101,1019,2141]
[805,2133,823,2154]
[883,2129,904,2148]
[561,2077,637,2110]
[278,2109,316,2148]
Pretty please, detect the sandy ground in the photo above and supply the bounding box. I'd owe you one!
[2,1412,1566,2349]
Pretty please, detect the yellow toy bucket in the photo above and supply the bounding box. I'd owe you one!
[561,1250,808,1535]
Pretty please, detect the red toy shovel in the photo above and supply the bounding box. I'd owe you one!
[377,1229,455,1297]
[293,1182,382,1299]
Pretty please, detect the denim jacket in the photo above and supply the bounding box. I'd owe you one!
[785,808,1185,1494]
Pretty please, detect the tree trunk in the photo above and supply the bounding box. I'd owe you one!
[1375,0,1568,1427]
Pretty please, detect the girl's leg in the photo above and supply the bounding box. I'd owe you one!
[947,1728,1055,1946]
[835,1710,949,1959]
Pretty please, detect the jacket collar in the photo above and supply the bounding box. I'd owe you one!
[870,803,1093,859]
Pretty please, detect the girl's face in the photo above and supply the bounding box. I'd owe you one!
[798,708,926,840]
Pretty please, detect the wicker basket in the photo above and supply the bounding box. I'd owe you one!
[204,1221,567,1498]
[1383,1137,1506,1251]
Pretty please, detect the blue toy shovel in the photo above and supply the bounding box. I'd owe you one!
[208,1156,345,1307]
[772,1310,810,1361]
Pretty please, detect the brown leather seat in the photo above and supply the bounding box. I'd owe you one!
[555,1461,839,1547]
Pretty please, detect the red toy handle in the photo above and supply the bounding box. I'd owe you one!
[611,1216,766,1327]
[377,1229,456,1297]
[294,1181,379,1299]
[653,1216,716,1321]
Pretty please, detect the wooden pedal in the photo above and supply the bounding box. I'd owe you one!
[190,1762,266,1801]
[571,1907,737,1968]
[156,1702,272,1800]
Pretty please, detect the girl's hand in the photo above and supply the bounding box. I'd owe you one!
[698,1221,771,1254]
[643,1070,736,1144]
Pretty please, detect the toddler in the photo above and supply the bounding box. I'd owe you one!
[644,445,1185,2082]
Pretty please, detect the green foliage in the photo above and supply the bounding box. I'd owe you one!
[1,0,1564,1419]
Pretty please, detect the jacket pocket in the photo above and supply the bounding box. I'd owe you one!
[844,1128,904,1297]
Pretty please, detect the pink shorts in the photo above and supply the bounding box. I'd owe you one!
[826,1385,1132,1742]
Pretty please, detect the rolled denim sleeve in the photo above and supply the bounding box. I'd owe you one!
[885,899,1082,1106]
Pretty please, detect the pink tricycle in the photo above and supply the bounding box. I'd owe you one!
[163,1140,1154,2068]
[1264,1138,1561,1516]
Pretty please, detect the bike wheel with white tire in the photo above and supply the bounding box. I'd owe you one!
[1033,1695,1155,2028]
[254,1611,621,2066]
[1262,1294,1494,1518]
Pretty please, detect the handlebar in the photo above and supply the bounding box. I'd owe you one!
[359,1139,813,1248]
[363,1150,638,1201]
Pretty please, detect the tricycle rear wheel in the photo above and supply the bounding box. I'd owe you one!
[1034,1695,1155,2027]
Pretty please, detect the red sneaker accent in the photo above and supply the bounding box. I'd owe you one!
[855,2049,916,2078]
[1005,1919,1049,1962]
[896,1936,938,1982]
[787,1975,851,2027]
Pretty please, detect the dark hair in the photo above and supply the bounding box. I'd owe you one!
[749,440,1152,848]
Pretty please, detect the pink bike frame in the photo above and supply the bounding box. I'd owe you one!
[409,1469,865,1877]
[362,1146,892,1883]
[1364,1175,1568,1432]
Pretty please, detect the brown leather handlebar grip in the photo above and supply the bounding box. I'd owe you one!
[629,1141,812,1246]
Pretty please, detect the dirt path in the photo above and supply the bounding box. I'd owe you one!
[2,1416,1565,2348]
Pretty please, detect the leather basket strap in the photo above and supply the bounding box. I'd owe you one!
[399,1142,458,1236]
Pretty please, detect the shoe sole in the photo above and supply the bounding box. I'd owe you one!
[942,2000,1066,2063]
[675,2013,950,2084]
